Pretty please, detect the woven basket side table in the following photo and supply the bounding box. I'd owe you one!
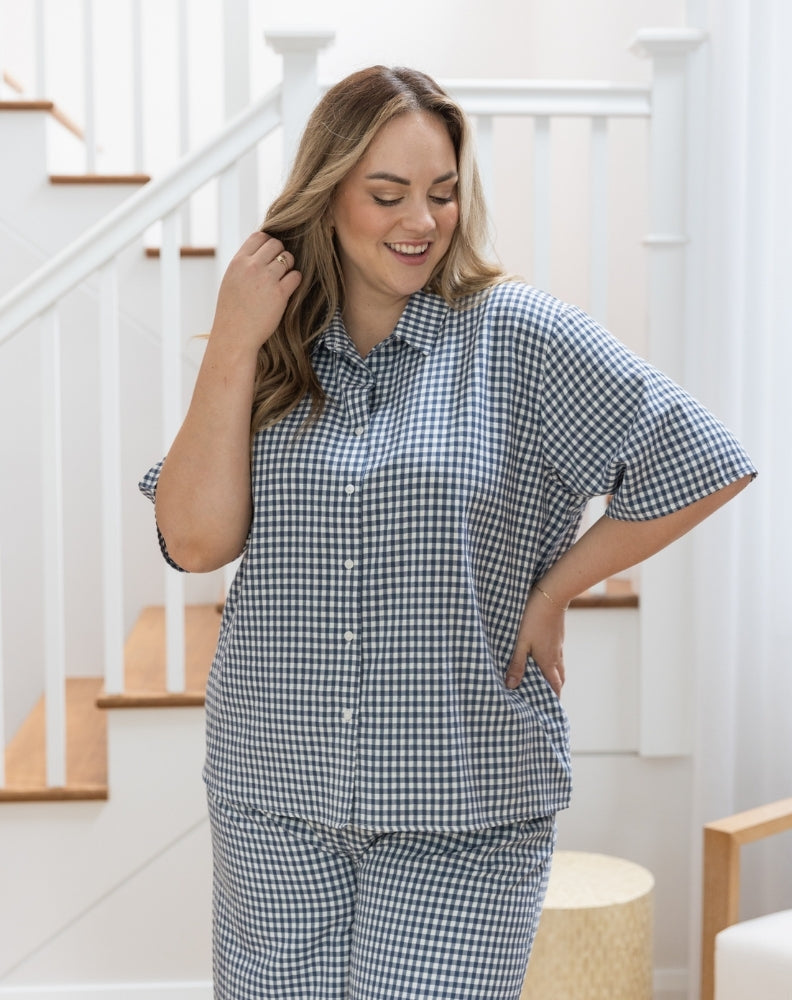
[521,850,655,1000]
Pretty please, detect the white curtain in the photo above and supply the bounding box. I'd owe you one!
[686,0,792,956]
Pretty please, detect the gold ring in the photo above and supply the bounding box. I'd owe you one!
[276,253,288,268]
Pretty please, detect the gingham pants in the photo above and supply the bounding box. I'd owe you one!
[208,792,556,1000]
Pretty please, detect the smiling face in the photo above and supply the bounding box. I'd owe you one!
[331,111,460,335]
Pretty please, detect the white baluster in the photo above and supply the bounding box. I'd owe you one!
[218,163,243,606]
[34,0,46,98]
[0,542,6,787]
[532,116,551,291]
[631,28,707,757]
[589,116,609,326]
[475,115,495,218]
[131,0,144,173]
[82,0,96,173]
[223,0,257,241]
[161,210,186,693]
[178,0,192,244]
[100,261,125,695]
[217,162,241,270]
[41,307,67,787]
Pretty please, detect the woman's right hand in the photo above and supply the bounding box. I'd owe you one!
[210,231,302,352]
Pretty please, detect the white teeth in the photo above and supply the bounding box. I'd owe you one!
[387,242,429,255]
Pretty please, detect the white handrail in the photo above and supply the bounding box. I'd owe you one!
[445,80,651,118]
[0,86,282,346]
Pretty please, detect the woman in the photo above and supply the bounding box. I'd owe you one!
[142,66,755,999]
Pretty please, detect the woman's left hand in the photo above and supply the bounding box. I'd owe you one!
[505,588,566,696]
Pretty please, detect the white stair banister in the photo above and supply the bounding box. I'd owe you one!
[444,80,651,119]
[100,260,125,695]
[131,0,144,172]
[82,0,97,173]
[589,116,609,327]
[0,543,5,786]
[532,116,551,292]
[223,0,257,242]
[33,0,46,98]
[161,209,186,693]
[265,30,335,171]
[0,86,283,346]
[473,115,495,216]
[631,27,707,757]
[40,306,67,787]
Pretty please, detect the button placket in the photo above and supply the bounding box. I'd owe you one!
[336,378,372,760]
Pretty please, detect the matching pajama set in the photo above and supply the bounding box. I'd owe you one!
[141,281,755,999]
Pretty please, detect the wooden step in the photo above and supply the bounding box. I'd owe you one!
[1,677,107,802]
[1,604,221,802]
[97,603,222,708]
[572,576,638,609]
[0,99,54,112]
[49,173,151,185]
[144,246,217,258]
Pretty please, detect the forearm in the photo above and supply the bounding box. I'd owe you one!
[155,335,258,572]
[538,475,754,606]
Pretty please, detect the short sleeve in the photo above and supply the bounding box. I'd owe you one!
[138,460,188,572]
[540,304,757,521]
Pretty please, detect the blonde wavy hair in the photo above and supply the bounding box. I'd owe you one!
[252,65,504,434]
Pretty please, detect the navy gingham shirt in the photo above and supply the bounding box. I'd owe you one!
[141,282,756,831]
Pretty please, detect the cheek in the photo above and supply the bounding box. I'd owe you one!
[442,205,460,240]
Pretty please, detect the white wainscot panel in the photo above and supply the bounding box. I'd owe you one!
[562,606,640,754]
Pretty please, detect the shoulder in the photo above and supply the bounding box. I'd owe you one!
[455,279,564,331]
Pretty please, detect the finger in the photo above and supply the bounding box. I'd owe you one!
[271,249,294,275]
[240,231,271,254]
[544,665,564,698]
[505,633,530,690]
[279,268,302,295]
[537,651,564,697]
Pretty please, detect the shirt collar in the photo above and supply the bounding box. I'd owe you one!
[313,290,448,361]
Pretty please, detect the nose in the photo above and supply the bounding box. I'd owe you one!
[401,197,436,234]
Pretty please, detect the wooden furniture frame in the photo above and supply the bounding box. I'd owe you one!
[701,797,792,1000]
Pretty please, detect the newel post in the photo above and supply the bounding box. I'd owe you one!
[630,28,706,756]
[265,30,335,173]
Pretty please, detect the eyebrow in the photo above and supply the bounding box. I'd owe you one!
[364,170,458,186]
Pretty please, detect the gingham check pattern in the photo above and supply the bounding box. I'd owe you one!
[209,793,555,1000]
[141,282,755,831]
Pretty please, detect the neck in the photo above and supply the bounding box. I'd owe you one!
[342,296,409,358]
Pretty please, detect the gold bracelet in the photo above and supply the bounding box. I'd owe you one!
[534,584,569,612]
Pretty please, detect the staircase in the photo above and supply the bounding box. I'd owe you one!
[0,22,705,998]
[0,90,227,993]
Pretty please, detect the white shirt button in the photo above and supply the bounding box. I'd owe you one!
[342,708,354,723]
[344,484,355,495]
[354,426,365,436]
[344,559,355,570]
[343,630,355,642]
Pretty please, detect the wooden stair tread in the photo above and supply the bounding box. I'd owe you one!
[98,603,222,708]
[49,173,151,185]
[2,605,220,801]
[572,576,638,609]
[0,99,55,112]
[145,246,217,258]
[1,677,107,802]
